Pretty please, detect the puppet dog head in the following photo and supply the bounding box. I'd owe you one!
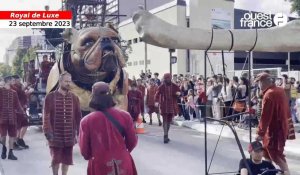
[62,25,126,91]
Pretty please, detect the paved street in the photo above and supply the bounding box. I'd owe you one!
[1,124,300,175]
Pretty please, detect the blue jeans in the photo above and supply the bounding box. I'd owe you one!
[291,99,299,123]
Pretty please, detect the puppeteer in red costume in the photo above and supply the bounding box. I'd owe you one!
[255,72,295,174]
[155,73,180,143]
[43,72,81,175]
[79,82,138,175]
[0,76,24,160]
[146,78,162,126]
[11,76,28,128]
[40,55,52,85]
[127,82,143,122]
[137,79,146,123]
[10,75,30,149]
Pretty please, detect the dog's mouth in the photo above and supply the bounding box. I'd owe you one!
[85,51,118,77]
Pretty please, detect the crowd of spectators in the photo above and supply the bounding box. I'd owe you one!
[132,70,300,128]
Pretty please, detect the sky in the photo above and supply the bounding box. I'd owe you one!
[0,0,297,63]
[0,0,62,63]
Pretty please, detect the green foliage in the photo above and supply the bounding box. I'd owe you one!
[0,63,12,77]
[288,0,300,16]
[12,48,27,77]
[11,46,41,78]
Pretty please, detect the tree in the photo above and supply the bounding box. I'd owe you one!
[0,63,12,77]
[288,0,300,16]
[11,46,41,79]
[12,48,27,77]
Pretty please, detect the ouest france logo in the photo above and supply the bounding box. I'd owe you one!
[240,12,288,28]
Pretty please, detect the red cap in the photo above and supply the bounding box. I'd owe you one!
[254,72,271,83]
[163,73,172,79]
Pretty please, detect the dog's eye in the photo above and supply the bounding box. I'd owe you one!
[111,37,120,44]
[82,38,95,47]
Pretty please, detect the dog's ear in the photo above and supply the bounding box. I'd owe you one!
[61,28,78,43]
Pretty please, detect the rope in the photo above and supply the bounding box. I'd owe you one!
[206,28,214,51]
[221,50,226,95]
[249,28,258,52]
[228,30,234,52]
[206,54,216,76]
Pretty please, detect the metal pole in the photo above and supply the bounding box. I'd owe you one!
[117,0,120,25]
[204,51,208,175]
[248,51,252,143]
[288,52,290,76]
[144,0,148,73]
[170,50,172,75]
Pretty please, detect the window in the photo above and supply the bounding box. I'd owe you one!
[133,38,138,43]
[133,61,138,66]
[127,62,132,66]
[147,60,151,64]
[139,37,143,42]
[139,60,144,65]
[128,40,132,45]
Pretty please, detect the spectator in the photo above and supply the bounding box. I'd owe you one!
[206,78,214,118]
[154,72,161,86]
[239,141,276,175]
[186,89,196,121]
[219,77,234,117]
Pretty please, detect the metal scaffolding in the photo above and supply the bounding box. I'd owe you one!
[62,0,122,29]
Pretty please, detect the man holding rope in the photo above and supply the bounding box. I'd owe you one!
[255,72,295,175]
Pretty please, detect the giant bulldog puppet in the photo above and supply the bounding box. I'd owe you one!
[46,25,129,112]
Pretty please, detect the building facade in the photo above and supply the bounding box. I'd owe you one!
[118,0,187,78]
[118,0,299,78]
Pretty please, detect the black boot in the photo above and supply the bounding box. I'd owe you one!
[1,145,7,159]
[17,139,29,149]
[8,149,17,160]
[13,142,23,150]
[142,117,147,123]
[158,120,162,126]
[149,119,153,125]
[163,135,170,144]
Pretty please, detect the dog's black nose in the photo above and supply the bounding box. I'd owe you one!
[101,37,114,52]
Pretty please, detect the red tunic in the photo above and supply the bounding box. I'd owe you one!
[79,108,138,175]
[257,85,291,162]
[137,85,145,113]
[137,85,145,97]
[146,85,158,106]
[0,87,23,125]
[11,84,27,107]
[43,91,82,147]
[41,60,51,83]
[127,90,143,121]
[146,85,159,114]
[11,83,29,128]
[155,83,180,115]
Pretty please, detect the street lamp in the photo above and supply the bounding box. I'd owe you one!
[169,48,176,75]
[143,0,148,74]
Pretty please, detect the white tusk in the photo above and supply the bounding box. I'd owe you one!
[132,10,300,52]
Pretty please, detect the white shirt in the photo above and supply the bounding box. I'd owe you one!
[220,85,233,102]
[206,86,213,101]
